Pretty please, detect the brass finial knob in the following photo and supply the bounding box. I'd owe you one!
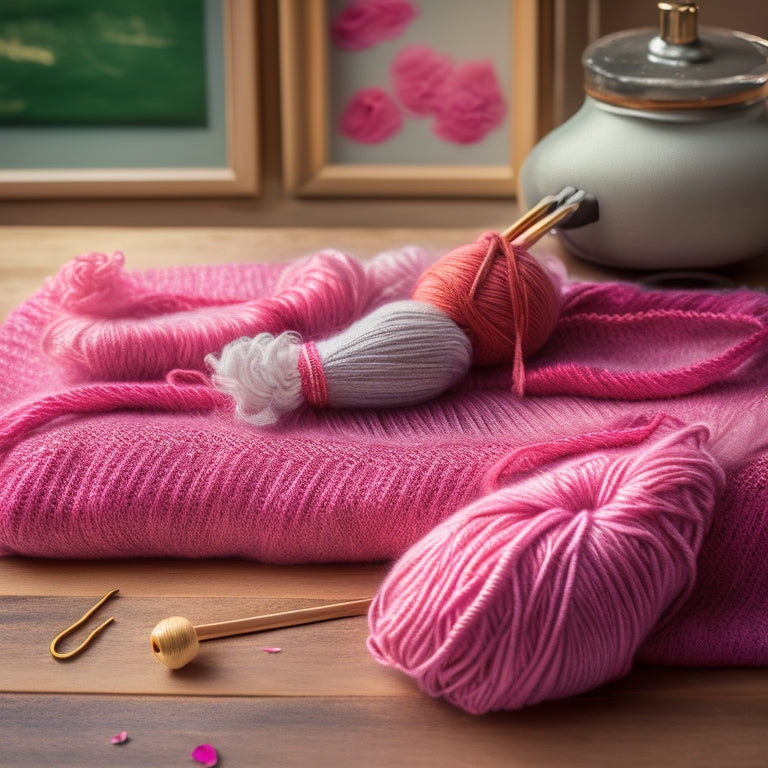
[658,2,699,45]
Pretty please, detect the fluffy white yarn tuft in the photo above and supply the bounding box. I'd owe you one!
[206,332,303,426]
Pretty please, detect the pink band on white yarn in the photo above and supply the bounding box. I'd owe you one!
[298,342,330,408]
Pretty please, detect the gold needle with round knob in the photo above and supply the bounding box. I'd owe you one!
[150,598,374,669]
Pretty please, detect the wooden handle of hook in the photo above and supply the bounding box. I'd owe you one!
[194,598,373,641]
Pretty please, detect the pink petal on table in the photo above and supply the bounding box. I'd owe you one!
[332,0,417,51]
[339,87,403,144]
[110,730,128,745]
[192,743,218,767]
[262,646,282,653]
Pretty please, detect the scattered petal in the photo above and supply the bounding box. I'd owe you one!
[262,646,282,653]
[192,743,218,767]
[110,731,129,745]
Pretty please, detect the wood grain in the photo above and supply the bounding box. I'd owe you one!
[0,557,388,598]
[4,678,768,768]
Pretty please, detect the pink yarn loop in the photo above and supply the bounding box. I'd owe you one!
[485,413,671,490]
[47,250,209,318]
[526,309,768,399]
[298,342,330,408]
[48,251,126,314]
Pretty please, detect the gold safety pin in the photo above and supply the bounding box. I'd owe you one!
[49,587,120,660]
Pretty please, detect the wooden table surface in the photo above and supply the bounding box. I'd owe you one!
[2,226,768,767]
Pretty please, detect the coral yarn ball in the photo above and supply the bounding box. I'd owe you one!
[367,425,723,714]
[411,232,560,366]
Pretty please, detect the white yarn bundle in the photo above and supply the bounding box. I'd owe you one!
[206,300,472,425]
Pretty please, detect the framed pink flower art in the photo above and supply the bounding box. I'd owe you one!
[279,0,547,197]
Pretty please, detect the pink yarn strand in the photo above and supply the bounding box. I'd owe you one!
[464,234,531,395]
[0,377,228,453]
[526,310,768,399]
[485,412,671,490]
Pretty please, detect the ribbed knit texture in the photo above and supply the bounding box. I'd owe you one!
[1,246,768,671]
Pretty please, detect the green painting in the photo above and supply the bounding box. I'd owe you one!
[0,0,207,126]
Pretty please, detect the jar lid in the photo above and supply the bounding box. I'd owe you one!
[583,2,768,109]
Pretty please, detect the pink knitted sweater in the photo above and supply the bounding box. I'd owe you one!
[1,247,767,666]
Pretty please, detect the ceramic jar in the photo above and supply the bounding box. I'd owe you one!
[519,2,768,269]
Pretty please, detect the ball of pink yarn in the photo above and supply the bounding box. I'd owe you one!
[340,87,403,144]
[367,423,724,714]
[391,45,453,116]
[433,60,506,144]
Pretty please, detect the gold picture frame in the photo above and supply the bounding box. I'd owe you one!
[279,0,543,198]
[0,0,258,199]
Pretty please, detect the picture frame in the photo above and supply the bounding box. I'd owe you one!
[0,0,258,199]
[279,0,544,198]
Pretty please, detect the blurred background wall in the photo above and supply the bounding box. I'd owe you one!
[1,0,766,229]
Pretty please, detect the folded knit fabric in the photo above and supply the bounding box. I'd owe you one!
[1,246,768,670]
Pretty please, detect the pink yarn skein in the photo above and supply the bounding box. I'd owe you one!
[41,249,370,381]
[368,420,725,714]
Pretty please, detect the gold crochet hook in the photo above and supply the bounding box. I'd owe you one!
[49,588,119,660]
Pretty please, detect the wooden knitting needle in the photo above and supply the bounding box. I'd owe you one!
[150,598,373,669]
[502,187,599,249]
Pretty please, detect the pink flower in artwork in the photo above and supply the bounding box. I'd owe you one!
[432,60,506,144]
[340,87,403,144]
[331,0,417,51]
[390,45,454,116]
